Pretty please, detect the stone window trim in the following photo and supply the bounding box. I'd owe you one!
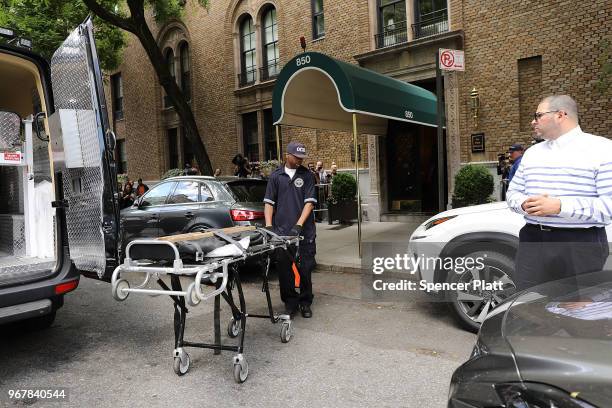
[232,2,282,88]
[156,22,192,111]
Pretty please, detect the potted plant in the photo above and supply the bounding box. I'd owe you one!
[327,172,358,224]
[451,164,494,208]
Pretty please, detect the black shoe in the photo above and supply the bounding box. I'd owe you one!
[300,304,312,318]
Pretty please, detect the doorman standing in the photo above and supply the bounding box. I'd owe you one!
[264,141,317,318]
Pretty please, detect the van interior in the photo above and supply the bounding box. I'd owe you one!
[0,50,56,286]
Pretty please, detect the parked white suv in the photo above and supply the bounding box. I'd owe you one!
[409,202,612,332]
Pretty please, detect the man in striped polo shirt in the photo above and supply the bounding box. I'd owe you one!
[506,95,612,291]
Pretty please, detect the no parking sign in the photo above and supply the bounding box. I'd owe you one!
[439,49,464,71]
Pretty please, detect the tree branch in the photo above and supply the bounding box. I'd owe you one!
[82,0,136,34]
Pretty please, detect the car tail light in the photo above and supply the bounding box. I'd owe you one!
[231,209,265,221]
[55,279,79,295]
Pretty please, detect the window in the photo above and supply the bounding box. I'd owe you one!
[181,126,195,169]
[242,112,259,162]
[414,0,448,39]
[518,56,542,132]
[200,183,214,202]
[377,0,407,48]
[111,73,123,120]
[225,180,267,202]
[167,128,179,169]
[240,17,256,86]
[263,109,278,160]
[141,182,176,207]
[117,139,127,174]
[168,181,199,204]
[179,42,191,101]
[312,0,324,39]
[262,7,279,80]
[164,48,175,107]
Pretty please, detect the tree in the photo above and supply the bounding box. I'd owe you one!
[82,0,214,175]
[0,0,125,71]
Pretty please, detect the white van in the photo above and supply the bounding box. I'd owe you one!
[0,18,120,328]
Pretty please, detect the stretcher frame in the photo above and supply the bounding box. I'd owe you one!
[110,226,299,383]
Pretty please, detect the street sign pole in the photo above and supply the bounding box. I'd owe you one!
[436,50,445,213]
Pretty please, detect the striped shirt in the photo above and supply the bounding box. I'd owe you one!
[506,126,612,228]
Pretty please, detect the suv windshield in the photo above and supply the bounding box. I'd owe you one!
[225,180,267,202]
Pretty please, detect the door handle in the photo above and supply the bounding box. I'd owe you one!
[185,212,194,219]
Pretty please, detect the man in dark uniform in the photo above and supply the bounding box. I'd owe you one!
[264,141,317,318]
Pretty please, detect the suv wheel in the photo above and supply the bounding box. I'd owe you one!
[446,251,516,333]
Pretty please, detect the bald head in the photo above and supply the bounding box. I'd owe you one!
[532,95,580,140]
[541,95,578,122]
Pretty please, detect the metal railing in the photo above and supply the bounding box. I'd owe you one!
[314,183,331,222]
[259,59,280,82]
[412,9,448,40]
[237,68,257,87]
[375,20,408,49]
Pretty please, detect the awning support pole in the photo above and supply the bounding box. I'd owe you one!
[353,114,362,258]
[436,50,445,212]
[275,125,281,162]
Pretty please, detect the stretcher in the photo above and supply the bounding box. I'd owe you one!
[110,225,299,383]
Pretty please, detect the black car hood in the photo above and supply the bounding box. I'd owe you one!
[500,271,612,406]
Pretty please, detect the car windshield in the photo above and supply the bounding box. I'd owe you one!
[500,271,612,340]
[225,180,267,202]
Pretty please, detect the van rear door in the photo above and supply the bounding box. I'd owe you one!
[48,18,120,280]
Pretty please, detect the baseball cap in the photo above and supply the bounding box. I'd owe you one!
[287,141,308,158]
[508,144,524,152]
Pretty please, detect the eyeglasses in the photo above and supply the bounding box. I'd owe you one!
[533,111,560,121]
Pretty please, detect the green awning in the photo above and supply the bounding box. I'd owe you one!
[272,52,438,135]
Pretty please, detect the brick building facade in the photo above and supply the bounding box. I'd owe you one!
[109,0,611,219]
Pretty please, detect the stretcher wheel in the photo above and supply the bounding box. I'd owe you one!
[228,317,241,338]
[280,321,292,343]
[233,356,249,383]
[173,352,190,376]
[112,279,130,301]
[186,282,201,307]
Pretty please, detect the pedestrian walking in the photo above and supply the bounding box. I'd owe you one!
[264,141,317,318]
[506,95,612,291]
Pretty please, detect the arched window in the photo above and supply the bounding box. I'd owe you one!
[240,16,256,86]
[164,48,175,107]
[262,7,279,80]
[179,42,191,101]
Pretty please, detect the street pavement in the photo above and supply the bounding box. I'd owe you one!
[0,271,475,408]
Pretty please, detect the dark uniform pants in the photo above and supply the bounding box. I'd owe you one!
[514,224,608,292]
[275,240,316,310]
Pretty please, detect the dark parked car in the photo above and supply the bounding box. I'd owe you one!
[120,176,267,246]
[449,271,612,408]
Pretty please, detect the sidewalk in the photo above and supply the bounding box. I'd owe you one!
[314,219,428,273]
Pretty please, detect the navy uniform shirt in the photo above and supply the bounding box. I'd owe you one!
[264,165,317,241]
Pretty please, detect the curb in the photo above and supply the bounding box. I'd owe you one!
[315,263,368,275]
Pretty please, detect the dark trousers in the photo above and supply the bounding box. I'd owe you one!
[275,241,316,310]
[514,224,609,292]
